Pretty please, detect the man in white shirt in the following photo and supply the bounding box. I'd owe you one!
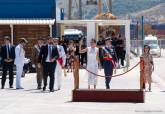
[38,37,59,92]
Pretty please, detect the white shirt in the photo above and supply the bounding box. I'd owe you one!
[46,44,53,62]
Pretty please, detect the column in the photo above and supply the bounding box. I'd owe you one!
[49,25,52,37]
[10,24,14,44]
[87,22,96,46]
[125,21,131,67]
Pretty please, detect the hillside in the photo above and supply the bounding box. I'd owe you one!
[56,0,165,23]
[129,3,165,24]
[112,0,164,16]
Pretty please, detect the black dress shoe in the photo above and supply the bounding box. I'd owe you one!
[43,87,46,91]
[16,87,24,89]
[37,86,42,90]
[1,86,4,89]
[50,89,54,92]
[10,86,13,88]
[57,88,61,90]
[106,86,110,89]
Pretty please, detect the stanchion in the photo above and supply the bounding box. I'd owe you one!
[140,57,145,90]
[73,56,79,90]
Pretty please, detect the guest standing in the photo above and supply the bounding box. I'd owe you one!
[116,34,125,67]
[38,37,59,92]
[141,45,154,91]
[79,39,99,89]
[80,39,87,66]
[32,37,44,89]
[111,32,118,47]
[66,41,76,72]
[14,38,28,89]
[1,36,15,89]
[53,38,66,90]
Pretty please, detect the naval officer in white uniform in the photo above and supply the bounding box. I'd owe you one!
[14,38,28,89]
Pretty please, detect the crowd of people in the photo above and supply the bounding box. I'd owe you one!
[0,33,154,92]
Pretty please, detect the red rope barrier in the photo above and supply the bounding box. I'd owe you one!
[80,61,140,78]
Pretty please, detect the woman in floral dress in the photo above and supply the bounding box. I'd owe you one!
[141,45,154,91]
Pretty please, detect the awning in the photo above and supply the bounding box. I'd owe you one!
[0,19,55,25]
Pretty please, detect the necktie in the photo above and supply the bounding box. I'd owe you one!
[39,45,41,50]
[38,45,41,53]
[7,45,10,59]
[49,46,52,61]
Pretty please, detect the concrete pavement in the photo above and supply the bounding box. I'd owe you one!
[0,57,165,114]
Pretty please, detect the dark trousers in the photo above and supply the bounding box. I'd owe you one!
[117,55,125,66]
[116,49,125,66]
[43,62,56,90]
[1,62,14,87]
[80,53,87,65]
[36,65,43,88]
[103,60,114,89]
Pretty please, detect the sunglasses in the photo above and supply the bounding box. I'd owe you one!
[144,47,149,49]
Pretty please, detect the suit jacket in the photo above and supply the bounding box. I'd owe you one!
[1,44,15,64]
[38,44,59,64]
[14,44,25,66]
[32,45,41,65]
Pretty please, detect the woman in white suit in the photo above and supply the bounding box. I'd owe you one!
[79,39,99,89]
[14,38,28,89]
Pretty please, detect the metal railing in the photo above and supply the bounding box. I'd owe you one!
[130,39,165,57]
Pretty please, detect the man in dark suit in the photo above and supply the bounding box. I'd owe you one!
[1,36,15,89]
[38,37,59,92]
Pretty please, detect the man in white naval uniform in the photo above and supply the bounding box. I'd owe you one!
[14,38,28,89]
[53,38,66,90]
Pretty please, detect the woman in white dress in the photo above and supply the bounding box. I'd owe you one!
[79,39,99,89]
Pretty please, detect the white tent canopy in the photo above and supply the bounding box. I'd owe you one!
[0,19,55,25]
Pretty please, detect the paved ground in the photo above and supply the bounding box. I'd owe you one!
[0,56,165,114]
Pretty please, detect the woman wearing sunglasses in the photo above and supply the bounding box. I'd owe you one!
[141,45,154,91]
